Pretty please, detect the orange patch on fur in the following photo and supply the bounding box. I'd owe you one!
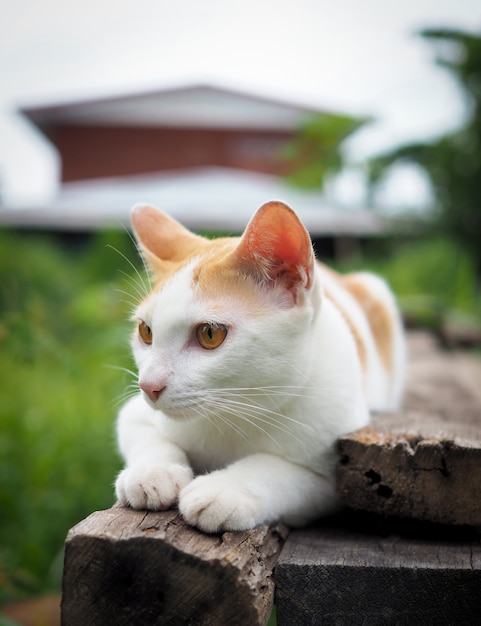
[341,275,393,372]
[145,237,236,295]
[324,285,368,371]
[192,238,291,312]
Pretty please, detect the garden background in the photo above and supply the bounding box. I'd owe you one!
[1,16,481,626]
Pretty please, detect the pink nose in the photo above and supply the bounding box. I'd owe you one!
[139,381,166,403]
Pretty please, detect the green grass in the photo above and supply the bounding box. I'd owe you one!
[0,228,479,609]
[0,230,138,604]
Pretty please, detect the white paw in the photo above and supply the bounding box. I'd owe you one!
[115,464,193,511]
[179,474,261,533]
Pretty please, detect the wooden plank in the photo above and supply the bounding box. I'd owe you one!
[402,331,481,414]
[337,332,481,525]
[275,512,481,626]
[337,409,481,525]
[61,506,288,626]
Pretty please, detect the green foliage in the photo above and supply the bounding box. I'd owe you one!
[282,112,370,189]
[267,605,277,625]
[368,28,481,272]
[0,230,140,604]
[334,236,481,333]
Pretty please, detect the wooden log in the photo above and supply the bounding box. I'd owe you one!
[61,506,288,626]
[337,409,481,525]
[275,512,481,626]
[337,331,481,525]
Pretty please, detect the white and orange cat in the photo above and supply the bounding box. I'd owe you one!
[115,201,405,532]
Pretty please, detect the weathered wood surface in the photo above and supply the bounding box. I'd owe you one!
[275,512,481,626]
[337,331,481,525]
[61,331,481,626]
[61,506,288,626]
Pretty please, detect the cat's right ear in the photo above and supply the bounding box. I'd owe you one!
[131,204,204,272]
[233,201,315,302]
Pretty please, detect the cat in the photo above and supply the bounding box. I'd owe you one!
[115,200,405,533]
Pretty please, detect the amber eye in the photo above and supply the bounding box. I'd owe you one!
[138,320,153,345]
[196,323,228,350]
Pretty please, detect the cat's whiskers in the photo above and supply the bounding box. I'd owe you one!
[114,286,143,311]
[114,289,141,312]
[276,354,315,382]
[175,383,320,442]
[209,409,252,445]
[116,269,149,304]
[174,387,281,447]
[219,387,319,404]
[189,385,317,449]
[214,384,332,396]
[111,388,139,408]
[110,385,139,408]
[104,364,139,379]
[129,238,153,293]
[107,241,153,316]
[203,396,284,448]
[213,387,318,431]
[107,243,151,298]
[217,395,311,437]
[188,397,253,445]
[104,364,140,408]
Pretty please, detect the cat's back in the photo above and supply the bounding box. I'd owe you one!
[317,262,405,411]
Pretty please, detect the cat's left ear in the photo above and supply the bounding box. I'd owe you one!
[131,203,205,272]
[234,201,315,299]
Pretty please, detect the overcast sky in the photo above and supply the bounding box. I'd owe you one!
[1,0,480,207]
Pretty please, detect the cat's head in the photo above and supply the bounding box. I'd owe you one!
[130,201,319,417]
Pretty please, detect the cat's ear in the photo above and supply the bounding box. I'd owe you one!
[234,201,314,298]
[131,204,204,271]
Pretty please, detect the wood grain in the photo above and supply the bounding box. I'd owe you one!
[61,332,481,624]
[61,506,288,626]
[337,332,481,525]
[275,513,481,626]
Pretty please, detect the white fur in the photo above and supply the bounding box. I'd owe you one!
[115,250,404,532]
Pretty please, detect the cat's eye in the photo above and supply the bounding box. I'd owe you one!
[196,323,228,350]
[138,320,153,345]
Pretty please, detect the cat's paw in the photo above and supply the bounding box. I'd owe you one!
[115,464,193,511]
[179,475,261,533]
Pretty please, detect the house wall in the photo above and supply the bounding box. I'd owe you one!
[44,125,295,181]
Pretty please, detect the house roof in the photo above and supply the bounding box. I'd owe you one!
[0,167,386,235]
[8,84,385,237]
[20,83,327,131]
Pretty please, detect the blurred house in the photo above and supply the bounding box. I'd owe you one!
[1,83,386,255]
[24,83,303,182]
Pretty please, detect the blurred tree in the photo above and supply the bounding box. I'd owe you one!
[368,28,481,275]
[281,112,370,190]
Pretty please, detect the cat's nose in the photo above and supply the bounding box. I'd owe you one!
[139,381,166,403]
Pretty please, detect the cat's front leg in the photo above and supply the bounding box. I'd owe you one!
[179,453,340,533]
[115,395,193,511]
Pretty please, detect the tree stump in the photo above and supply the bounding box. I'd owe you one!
[61,506,288,626]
